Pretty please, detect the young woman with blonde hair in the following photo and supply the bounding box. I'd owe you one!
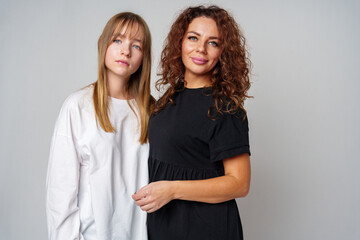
[46,12,153,240]
[133,5,251,240]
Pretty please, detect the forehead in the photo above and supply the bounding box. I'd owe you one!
[113,21,144,40]
[186,17,219,37]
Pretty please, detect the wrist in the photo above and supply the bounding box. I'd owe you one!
[170,181,180,200]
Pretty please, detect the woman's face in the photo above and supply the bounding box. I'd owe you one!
[181,17,222,81]
[105,24,144,81]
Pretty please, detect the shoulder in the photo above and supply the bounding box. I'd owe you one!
[55,85,94,125]
[213,106,248,129]
[53,86,93,135]
[211,95,247,118]
[61,85,93,112]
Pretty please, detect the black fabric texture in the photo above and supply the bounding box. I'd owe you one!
[147,87,250,240]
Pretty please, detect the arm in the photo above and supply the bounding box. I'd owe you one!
[46,101,81,240]
[132,153,250,213]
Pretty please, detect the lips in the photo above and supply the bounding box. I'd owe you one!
[191,57,208,65]
[116,60,129,66]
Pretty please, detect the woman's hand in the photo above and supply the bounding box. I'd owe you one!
[132,181,175,213]
[132,154,250,212]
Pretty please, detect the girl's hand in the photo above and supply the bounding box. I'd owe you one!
[132,181,175,213]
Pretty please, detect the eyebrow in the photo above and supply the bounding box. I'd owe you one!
[114,33,143,43]
[187,31,219,40]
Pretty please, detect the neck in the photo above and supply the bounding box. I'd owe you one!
[107,71,131,100]
[184,72,212,89]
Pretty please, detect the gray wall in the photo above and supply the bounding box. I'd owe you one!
[0,0,359,239]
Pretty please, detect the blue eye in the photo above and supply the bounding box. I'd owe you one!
[133,45,141,50]
[209,41,219,47]
[114,39,121,44]
[188,36,197,41]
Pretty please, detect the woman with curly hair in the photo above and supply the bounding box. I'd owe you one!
[133,5,251,240]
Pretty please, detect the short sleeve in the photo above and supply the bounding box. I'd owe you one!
[209,110,250,162]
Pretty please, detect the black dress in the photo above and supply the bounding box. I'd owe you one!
[147,87,250,240]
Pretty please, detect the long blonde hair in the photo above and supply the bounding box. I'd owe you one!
[93,12,153,144]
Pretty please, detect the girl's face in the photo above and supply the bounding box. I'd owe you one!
[105,24,144,81]
[181,17,222,82]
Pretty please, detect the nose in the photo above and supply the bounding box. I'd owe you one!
[120,43,131,57]
[196,41,207,54]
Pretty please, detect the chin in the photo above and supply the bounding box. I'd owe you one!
[190,69,211,76]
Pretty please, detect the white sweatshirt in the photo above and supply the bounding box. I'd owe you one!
[46,86,148,240]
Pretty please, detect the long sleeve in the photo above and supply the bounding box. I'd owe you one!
[45,87,149,239]
[46,97,82,240]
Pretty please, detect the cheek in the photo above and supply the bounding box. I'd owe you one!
[210,50,222,63]
[181,44,193,66]
[104,46,114,66]
[133,52,143,67]
[181,41,192,56]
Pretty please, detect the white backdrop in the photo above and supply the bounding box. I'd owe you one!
[0,0,359,239]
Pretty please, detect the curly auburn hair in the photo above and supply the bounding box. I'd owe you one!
[154,5,251,117]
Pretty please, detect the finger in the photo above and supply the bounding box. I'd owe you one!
[140,203,153,212]
[135,197,150,207]
[147,207,158,213]
[132,189,147,201]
